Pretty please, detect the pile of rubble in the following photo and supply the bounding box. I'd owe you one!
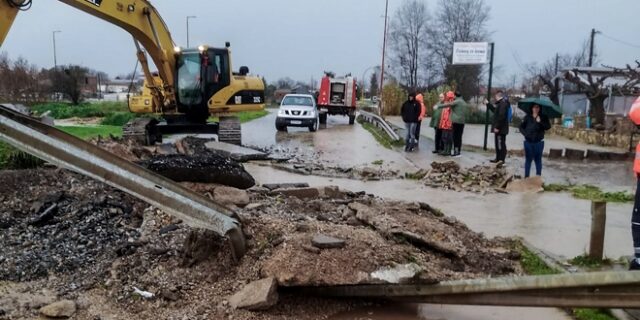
[423,161,513,194]
[0,166,522,319]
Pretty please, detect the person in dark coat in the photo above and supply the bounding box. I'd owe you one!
[401,93,421,152]
[488,90,510,163]
[519,104,551,177]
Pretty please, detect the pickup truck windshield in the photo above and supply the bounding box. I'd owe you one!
[282,96,314,107]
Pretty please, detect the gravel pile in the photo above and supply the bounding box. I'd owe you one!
[424,161,512,193]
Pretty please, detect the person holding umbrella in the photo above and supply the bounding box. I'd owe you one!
[519,104,551,177]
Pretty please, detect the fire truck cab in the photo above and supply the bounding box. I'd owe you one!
[316,73,357,125]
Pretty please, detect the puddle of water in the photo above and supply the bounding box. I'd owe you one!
[329,304,572,320]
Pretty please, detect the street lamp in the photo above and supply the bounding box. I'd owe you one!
[186,16,197,48]
[52,30,61,69]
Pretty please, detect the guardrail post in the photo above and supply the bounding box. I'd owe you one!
[589,201,607,261]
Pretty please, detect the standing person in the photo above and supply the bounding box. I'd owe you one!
[627,97,640,270]
[430,93,445,154]
[415,93,427,145]
[401,92,421,152]
[488,90,510,164]
[438,91,455,156]
[519,104,551,177]
[438,91,468,157]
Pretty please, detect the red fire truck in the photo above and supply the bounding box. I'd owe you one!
[316,72,357,125]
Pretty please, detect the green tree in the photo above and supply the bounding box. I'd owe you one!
[370,73,379,98]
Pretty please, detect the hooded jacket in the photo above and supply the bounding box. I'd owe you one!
[401,95,421,123]
[430,104,443,128]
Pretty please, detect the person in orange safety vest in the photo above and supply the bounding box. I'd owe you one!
[628,96,640,270]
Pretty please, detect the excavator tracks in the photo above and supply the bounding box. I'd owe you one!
[218,116,242,145]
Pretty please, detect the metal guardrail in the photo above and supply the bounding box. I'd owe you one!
[358,110,401,141]
[296,271,640,308]
[0,104,246,260]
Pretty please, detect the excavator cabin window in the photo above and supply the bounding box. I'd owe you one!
[205,49,230,98]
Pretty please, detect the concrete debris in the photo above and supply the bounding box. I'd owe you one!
[39,300,76,318]
[271,187,321,199]
[424,161,511,194]
[229,277,279,311]
[262,183,310,191]
[213,186,251,208]
[133,287,155,299]
[311,234,346,249]
[371,263,423,284]
[204,140,269,162]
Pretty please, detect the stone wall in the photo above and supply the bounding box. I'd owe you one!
[549,125,639,150]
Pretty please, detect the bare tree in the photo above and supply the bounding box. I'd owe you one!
[524,40,593,104]
[563,63,640,127]
[388,0,432,90]
[49,65,89,105]
[432,0,490,99]
[276,77,295,89]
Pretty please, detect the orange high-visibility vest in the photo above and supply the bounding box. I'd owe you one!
[635,143,640,175]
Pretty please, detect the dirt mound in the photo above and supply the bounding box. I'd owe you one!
[424,161,512,193]
[0,169,521,319]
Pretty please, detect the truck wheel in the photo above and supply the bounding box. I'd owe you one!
[319,113,328,124]
[219,116,242,145]
[349,115,356,125]
[276,124,287,132]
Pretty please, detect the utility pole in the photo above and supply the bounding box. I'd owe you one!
[186,16,196,48]
[589,28,598,67]
[554,53,560,92]
[379,0,389,116]
[482,43,495,151]
[52,30,61,69]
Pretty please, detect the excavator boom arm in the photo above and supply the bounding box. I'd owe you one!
[0,0,177,108]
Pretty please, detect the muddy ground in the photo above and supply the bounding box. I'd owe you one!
[0,166,522,320]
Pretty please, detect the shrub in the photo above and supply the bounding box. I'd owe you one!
[381,84,407,116]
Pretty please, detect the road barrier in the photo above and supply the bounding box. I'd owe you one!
[358,110,401,141]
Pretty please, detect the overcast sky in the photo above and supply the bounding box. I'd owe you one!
[2,0,639,86]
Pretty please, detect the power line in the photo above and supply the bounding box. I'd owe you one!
[599,32,640,50]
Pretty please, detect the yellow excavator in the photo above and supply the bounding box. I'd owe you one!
[0,0,265,145]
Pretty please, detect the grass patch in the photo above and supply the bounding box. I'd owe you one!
[358,118,404,149]
[544,183,633,203]
[514,242,561,276]
[568,255,612,269]
[209,110,269,124]
[372,160,384,166]
[572,309,617,320]
[32,102,128,119]
[0,142,44,170]
[57,125,123,140]
[101,112,137,126]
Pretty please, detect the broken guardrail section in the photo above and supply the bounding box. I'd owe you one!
[0,104,246,260]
